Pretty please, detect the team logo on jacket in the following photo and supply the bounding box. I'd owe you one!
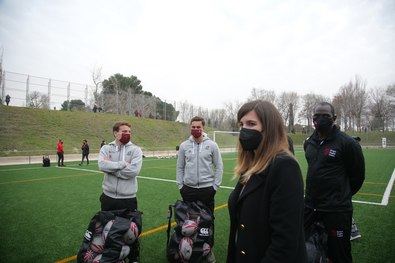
[205,145,210,150]
[323,147,336,157]
[127,151,131,156]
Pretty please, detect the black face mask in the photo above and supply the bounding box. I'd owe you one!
[239,128,263,151]
[313,116,334,133]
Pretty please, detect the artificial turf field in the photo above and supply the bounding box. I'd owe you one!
[0,148,394,263]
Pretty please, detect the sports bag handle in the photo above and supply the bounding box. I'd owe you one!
[166,204,173,245]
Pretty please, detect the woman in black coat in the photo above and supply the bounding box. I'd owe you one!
[227,100,306,263]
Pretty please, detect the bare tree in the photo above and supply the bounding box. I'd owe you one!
[91,65,103,107]
[369,87,392,131]
[353,76,368,131]
[299,93,328,132]
[28,91,49,109]
[0,46,3,103]
[386,84,395,130]
[276,91,299,132]
[208,108,227,129]
[248,88,276,103]
[177,101,194,123]
[335,82,354,130]
[224,100,244,131]
[334,76,368,131]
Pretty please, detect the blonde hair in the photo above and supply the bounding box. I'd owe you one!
[235,100,293,184]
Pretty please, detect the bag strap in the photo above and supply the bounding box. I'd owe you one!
[166,204,173,245]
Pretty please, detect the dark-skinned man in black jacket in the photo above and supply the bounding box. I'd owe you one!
[304,102,365,263]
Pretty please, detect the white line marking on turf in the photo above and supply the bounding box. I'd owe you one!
[381,168,395,206]
[352,200,382,206]
[0,167,49,172]
[59,166,236,188]
[58,166,394,205]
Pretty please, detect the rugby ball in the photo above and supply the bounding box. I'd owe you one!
[92,254,102,263]
[94,222,103,235]
[124,221,139,244]
[102,220,114,240]
[179,237,193,261]
[181,219,198,237]
[119,245,130,260]
[202,242,211,256]
[83,249,97,262]
[90,235,105,253]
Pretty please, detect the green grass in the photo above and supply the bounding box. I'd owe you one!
[0,105,192,156]
[1,105,394,157]
[0,149,394,262]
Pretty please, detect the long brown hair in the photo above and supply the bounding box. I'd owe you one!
[235,100,293,183]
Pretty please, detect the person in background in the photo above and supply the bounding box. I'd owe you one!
[226,100,306,263]
[98,121,143,262]
[79,139,90,165]
[5,94,11,106]
[304,102,365,262]
[176,116,223,262]
[56,139,64,167]
[100,140,106,149]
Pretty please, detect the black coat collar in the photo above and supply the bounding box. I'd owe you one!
[237,169,269,203]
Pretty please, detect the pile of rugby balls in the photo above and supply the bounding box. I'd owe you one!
[178,219,199,261]
[82,220,139,263]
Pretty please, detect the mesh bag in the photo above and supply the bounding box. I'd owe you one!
[166,200,214,262]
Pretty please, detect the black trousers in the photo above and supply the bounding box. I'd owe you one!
[100,193,140,261]
[100,193,138,211]
[180,185,216,246]
[81,153,89,164]
[305,208,353,263]
[57,152,64,166]
[180,185,216,214]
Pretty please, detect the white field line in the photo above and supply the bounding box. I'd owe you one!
[381,168,395,206]
[58,166,393,206]
[0,167,47,172]
[352,200,382,206]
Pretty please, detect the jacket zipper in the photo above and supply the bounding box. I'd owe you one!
[197,142,200,188]
[115,145,121,197]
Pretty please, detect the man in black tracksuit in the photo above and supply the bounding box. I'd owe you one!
[79,139,90,165]
[304,102,365,263]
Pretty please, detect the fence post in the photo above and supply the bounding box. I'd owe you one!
[48,78,51,109]
[67,82,70,110]
[85,85,88,107]
[1,70,5,102]
[26,75,30,107]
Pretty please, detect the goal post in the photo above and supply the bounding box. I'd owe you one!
[212,131,240,153]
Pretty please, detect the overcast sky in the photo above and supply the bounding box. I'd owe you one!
[1,0,394,109]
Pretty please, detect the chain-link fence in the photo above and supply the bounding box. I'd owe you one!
[1,70,94,110]
[0,70,178,120]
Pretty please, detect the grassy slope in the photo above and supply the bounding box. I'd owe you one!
[1,105,394,157]
[0,105,191,156]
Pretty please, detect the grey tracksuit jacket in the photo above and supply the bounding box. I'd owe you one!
[176,134,223,190]
[98,140,143,199]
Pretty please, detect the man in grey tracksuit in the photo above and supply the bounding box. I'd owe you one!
[98,121,142,262]
[176,116,223,213]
